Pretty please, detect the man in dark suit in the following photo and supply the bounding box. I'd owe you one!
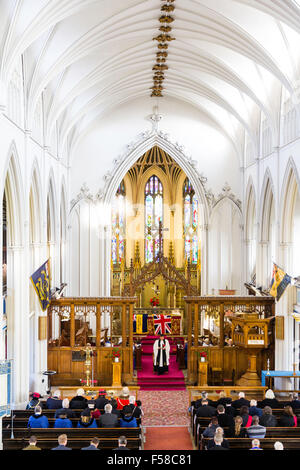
[216,405,234,430]
[51,434,72,450]
[113,436,129,451]
[208,434,228,450]
[81,437,100,450]
[196,399,216,417]
[99,403,119,428]
[95,390,109,412]
[232,392,250,410]
[46,390,62,410]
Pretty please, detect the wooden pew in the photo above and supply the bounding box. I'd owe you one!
[201,437,300,450]
[2,416,142,429]
[193,412,300,447]
[2,427,142,441]
[3,436,141,450]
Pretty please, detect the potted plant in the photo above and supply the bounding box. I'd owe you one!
[198,348,209,362]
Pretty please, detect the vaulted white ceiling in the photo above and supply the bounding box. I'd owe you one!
[1,0,300,160]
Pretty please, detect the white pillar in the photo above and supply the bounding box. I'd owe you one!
[7,245,29,408]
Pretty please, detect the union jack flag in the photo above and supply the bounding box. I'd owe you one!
[153,314,171,335]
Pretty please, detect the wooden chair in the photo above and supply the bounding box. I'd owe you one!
[223,369,235,386]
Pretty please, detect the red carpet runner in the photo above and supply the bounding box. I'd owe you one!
[137,336,186,391]
[144,427,194,450]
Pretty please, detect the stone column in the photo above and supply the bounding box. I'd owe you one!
[7,245,29,408]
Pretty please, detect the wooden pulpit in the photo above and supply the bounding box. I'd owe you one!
[232,316,273,386]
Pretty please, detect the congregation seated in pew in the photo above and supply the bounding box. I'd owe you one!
[27,406,49,429]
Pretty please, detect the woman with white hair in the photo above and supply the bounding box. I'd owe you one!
[69,388,88,410]
[54,398,75,419]
[258,389,280,409]
[274,441,284,450]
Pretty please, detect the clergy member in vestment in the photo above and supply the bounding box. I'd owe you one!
[153,334,170,375]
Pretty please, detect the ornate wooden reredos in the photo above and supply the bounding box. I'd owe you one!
[123,221,198,298]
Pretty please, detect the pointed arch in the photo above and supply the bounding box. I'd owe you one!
[46,169,58,244]
[280,157,300,244]
[259,169,276,242]
[29,159,43,245]
[3,142,24,247]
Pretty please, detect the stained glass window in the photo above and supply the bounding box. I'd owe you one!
[145,175,163,263]
[111,181,126,264]
[183,178,198,264]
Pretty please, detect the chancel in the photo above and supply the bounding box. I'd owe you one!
[1,0,300,453]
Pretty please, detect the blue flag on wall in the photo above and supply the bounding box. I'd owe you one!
[30,260,50,311]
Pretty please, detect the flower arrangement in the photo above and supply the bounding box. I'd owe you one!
[197,348,209,361]
[112,348,121,359]
[106,348,122,361]
[80,379,98,385]
[150,297,160,307]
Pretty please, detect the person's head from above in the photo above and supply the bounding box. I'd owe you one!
[214,434,223,446]
[217,405,225,414]
[215,427,224,435]
[274,441,284,450]
[250,400,257,407]
[28,436,37,446]
[283,405,294,416]
[219,391,226,399]
[123,405,133,417]
[31,392,41,400]
[77,388,85,397]
[201,391,208,400]
[34,405,42,416]
[129,396,136,405]
[136,400,142,407]
[81,409,92,423]
[234,415,243,431]
[90,437,100,448]
[62,398,69,409]
[265,389,275,399]
[252,439,260,448]
[121,387,130,397]
[58,412,67,419]
[53,390,61,399]
[252,415,260,425]
[58,434,68,446]
[201,399,208,406]
[240,405,249,415]
[104,403,112,414]
[118,436,127,447]
[210,416,219,426]
[238,392,245,399]
[263,406,272,415]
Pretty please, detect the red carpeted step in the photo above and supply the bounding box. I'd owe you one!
[137,336,186,391]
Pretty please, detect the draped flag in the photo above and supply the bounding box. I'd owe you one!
[133,314,148,334]
[270,263,291,301]
[30,260,50,311]
[153,314,171,335]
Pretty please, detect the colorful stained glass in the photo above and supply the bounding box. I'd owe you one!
[145,175,163,263]
[111,181,126,264]
[183,178,198,264]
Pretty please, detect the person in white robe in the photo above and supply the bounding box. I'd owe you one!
[153,334,170,375]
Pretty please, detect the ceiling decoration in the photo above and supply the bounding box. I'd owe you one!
[1,0,300,162]
[151,1,176,98]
